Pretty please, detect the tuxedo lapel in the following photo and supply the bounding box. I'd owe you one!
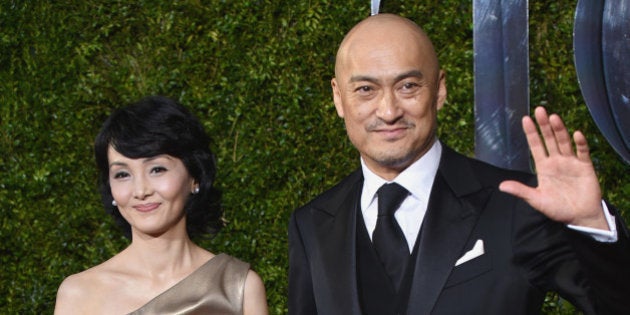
[310,170,363,314]
[406,146,492,314]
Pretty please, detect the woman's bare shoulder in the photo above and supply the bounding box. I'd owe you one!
[54,258,129,314]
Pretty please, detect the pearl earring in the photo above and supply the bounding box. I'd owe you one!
[112,200,118,207]
[193,187,200,194]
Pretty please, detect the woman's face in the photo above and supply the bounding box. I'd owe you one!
[107,145,196,237]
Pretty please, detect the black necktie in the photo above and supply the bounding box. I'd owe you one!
[372,182,410,291]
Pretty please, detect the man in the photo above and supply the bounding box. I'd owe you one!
[289,14,630,314]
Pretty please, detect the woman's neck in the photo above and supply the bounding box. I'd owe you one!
[123,233,210,280]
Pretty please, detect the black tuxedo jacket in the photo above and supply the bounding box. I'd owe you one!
[289,145,630,314]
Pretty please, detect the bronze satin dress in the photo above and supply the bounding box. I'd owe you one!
[128,253,250,315]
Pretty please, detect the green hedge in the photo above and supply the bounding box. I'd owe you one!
[1,1,628,314]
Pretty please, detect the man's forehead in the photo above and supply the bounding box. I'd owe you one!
[337,47,434,82]
[347,69,425,83]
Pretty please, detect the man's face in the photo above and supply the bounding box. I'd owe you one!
[332,20,446,179]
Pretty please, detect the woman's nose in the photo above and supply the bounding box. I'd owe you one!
[133,176,152,199]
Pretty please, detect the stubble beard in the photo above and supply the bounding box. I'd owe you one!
[369,145,423,171]
[367,126,437,172]
[366,117,436,167]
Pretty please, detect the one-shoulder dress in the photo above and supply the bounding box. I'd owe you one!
[128,253,250,315]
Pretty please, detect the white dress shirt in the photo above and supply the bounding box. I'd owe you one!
[361,140,442,252]
[360,141,617,252]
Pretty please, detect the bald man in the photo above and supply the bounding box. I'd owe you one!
[288,14,630,314]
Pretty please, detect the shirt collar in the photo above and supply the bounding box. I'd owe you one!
[361,140,442,210]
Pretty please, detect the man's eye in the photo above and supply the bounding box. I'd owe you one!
[402,82,418,89]
[356,86,373,92]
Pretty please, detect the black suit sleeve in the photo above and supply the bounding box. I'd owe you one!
[288,211,317,315]
[567,203,630,314]
[512,197,630,314]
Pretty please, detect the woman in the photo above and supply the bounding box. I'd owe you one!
[54,96,268,314]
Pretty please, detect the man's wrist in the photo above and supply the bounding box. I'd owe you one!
[567,200,618,243]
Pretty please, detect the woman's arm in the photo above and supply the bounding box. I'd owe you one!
[243,270,269,315]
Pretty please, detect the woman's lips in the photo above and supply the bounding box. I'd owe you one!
[133,203,160,212]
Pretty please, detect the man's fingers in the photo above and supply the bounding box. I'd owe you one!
[534,107,559,155]
[549,114,573,155]
[573,131,591,162]
[522,115,547,162]
[499,180,534,201]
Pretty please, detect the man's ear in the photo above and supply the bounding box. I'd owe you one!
[436,70,447,111]
[331,78,345,118]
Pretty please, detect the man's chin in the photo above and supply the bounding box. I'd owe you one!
[373,153,416,170]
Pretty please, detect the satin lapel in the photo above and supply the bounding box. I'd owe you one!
[406,147,491,314]
[311,170,363,314]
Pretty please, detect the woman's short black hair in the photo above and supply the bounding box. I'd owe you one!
[94,96,222,238]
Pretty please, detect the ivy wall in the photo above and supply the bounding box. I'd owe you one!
[1,1,628,313]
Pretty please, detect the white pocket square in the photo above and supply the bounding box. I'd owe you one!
[455,239,484,266]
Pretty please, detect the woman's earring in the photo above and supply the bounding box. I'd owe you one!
[112,200,118,207]
[192,187,200,194]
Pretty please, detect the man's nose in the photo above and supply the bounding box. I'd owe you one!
[375,90,402,123]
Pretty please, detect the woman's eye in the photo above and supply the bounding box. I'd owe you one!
[151,166,167,174]
[113,171,129,179]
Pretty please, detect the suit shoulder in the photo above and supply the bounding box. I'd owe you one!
[470,156,534,182]
[294,168,362,215]
[441,146,535,186]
